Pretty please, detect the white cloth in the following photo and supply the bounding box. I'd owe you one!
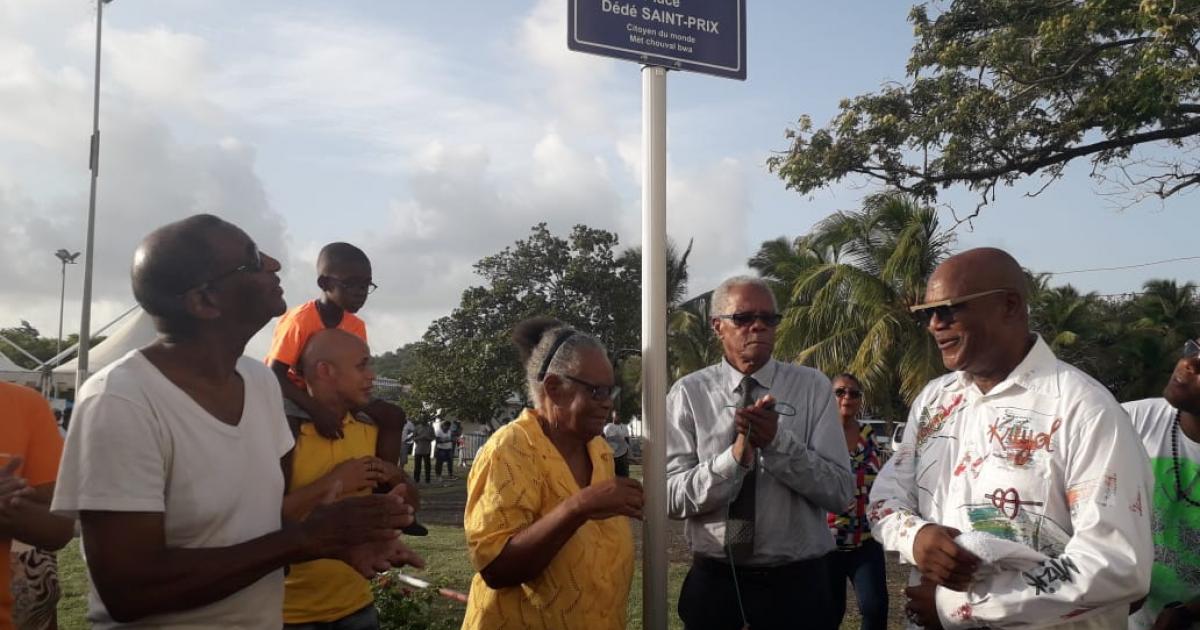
[869,337,1153,629]
[1123,398,1200,630]
[434,423,454,450]
[603,423,630,458]
[52,350,294,629]
[666,358,854,564]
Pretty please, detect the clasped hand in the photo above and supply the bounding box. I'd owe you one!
[733,395,778,464]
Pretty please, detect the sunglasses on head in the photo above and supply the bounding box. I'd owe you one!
[1185,339,1200,360]
[909,288,1012,327]
[715,311,783,328]
[561,374,620,401]
[834,387,863,400]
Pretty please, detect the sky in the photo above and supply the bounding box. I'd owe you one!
[2,0,1197,359]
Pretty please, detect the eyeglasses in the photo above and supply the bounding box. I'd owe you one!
[326,277,378,294]
[715,311,784,328]
[834,387,863,400]
[909,288,1012,327]
[180,247,268,294]
[561,374,620,402]
[1185,339,1200,360]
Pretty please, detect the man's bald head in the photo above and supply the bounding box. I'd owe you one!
[299,329,369,378]
[131,214,232,330]
[299,329,375,409]
[922,247,1035,384]
[926,247,1029,304]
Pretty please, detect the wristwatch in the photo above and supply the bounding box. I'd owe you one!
[1163,601,1196,627]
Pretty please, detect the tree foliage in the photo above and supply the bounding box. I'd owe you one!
[0,321,101,370]
[752,194,954,422]
[769,0,1200,215]
[398,224,691,424]
[753,196,1199,421]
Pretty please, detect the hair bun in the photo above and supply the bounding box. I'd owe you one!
[512,317,564,364]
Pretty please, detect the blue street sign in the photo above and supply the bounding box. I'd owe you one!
[568,0,746,80]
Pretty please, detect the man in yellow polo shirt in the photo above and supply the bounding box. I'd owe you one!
[281,329,418,629]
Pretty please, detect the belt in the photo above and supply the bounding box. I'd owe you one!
[691,553,826,579]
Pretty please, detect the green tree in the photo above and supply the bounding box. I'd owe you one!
[768,1,1200,214]
[404,224,692,425]
[0,321,101,370]
[667,292,723,383]
[1028,279,1105,371]
[756,193,954,422]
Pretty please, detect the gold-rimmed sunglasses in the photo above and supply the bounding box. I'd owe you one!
[909,288,1012,327]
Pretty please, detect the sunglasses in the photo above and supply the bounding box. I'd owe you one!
[715,311,784,328]
[180,246,268,294]
[561,374,620,402]
[1185,339,1200,360]
[909,288,1011,327]
[834,387,863,400]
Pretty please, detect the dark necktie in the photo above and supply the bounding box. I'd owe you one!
[725,375,757,563]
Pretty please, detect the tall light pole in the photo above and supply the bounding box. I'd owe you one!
[75,0,114,392]
[54,249,81,359]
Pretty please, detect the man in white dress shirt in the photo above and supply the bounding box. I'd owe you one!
[667,276,854,630]
[869,248,1152,629]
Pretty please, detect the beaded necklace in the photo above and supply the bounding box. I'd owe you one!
[1170,409,1200,508]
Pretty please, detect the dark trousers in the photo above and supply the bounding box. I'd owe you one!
[283,604,379,630]
[827,539,889,630]
[614,453,630,478]
[679,554,837,630]
[413,454,431,483]
[435,449,453,477]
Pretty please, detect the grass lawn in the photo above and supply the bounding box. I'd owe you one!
[55,539,88,630]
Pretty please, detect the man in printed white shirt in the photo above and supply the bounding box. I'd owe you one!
[869,248,1153,630]
[1123,338,1200,630]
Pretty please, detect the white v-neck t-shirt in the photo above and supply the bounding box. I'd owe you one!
[53,350,294,629]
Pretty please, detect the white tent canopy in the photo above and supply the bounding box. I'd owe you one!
[53,308,159,386]
[0,350,39,387]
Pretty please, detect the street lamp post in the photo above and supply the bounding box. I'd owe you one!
[54,249,81,359]
[75,0,114,392]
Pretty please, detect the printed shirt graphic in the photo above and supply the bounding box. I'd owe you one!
[868,337,1153,629]
[1123,398,1200,630]
[828,423,882,549]
[461,409,634,630]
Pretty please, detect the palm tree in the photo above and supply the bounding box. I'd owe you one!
[757,193,955,421]
[668,292,723,383]
[1028,282,1102,371]
[1132,280,1199,342]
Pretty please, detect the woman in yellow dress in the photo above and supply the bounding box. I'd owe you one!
[462,317,644,630]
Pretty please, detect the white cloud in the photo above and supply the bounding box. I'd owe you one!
[0,0,756,356]
[0,5,289,346]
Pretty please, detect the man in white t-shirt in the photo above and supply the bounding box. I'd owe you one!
[1123,338,1200,630]
[51,215,420,629]
[603,413,631,477]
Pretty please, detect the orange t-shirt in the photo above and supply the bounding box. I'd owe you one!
[265,300,368,389]
[0,382,65,630]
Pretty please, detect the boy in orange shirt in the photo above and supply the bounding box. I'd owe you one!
[265,242,406,464]
[1,383,75,630]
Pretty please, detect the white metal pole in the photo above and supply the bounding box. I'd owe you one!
[640,64,668,630]
[76,0,106,393]
[57,259,67,360]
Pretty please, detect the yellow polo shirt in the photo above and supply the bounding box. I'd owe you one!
[283,416,378,623]
[462,409,634,630]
